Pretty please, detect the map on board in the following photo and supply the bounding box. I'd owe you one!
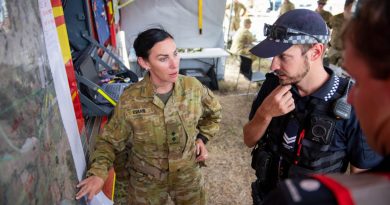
[0,1,86,204]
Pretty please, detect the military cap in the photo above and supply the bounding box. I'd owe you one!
[244,18,252,24]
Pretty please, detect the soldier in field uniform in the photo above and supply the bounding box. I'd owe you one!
[315,0,333,28]
[328,0,354,66]
[279,0,295,16]
[230,18,262,70]
[76,28,222,205]
[226,0,247,32]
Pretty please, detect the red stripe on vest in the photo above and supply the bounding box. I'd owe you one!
[313,175,355,205]
[294,129,305,164]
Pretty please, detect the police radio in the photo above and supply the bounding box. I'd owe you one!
[333,79,353,119]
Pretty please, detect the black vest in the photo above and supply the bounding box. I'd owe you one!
[264,75,351,179]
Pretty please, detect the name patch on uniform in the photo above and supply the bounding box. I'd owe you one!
[131,108,152,115]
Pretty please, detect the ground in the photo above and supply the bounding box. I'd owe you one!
[203,94,256,205]
[201,56,270,204]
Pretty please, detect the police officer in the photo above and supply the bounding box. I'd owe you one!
[279,0,295,16]
[262,0,390,204]
[75,28,222,204]
[226,0,247,32]
[315,0,333,28]
[328,0,354,67]
[243,9,382,204]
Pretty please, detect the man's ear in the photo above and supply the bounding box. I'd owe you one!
[310,43,325,61]
[137,57,150,70]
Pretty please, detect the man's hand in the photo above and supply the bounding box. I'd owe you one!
[243,85,294,147]
[75,176,104,201]
[195,139,208,162]
[257,85,295,118]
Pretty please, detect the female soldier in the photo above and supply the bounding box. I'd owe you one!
[76,28,222,205]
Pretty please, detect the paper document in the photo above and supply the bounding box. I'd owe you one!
[89,192,113,205]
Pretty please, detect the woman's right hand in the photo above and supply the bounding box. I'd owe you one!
[75,176,104,201]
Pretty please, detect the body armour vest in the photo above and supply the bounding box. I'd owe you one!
[264,74,351,179]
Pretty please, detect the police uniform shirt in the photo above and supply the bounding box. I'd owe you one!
[249,68,383,175]
[369,155,390,172]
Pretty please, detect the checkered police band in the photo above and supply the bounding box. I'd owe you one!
[271,34,329,44]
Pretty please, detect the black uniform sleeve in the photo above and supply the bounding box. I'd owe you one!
[249,73,280,120]
[345,108,383,169]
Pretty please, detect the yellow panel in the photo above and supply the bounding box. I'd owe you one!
[57,24,72,62]
[52,7,64,18]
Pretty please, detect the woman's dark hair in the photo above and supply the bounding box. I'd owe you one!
[343,0,390,80]
[133,28,174,59]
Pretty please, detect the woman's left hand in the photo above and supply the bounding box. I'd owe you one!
[195,139,208,162]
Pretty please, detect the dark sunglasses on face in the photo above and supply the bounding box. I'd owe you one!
[263,23,321,43]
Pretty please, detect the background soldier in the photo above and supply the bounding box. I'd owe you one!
[230,18,262,70]
[279,0,295,16]
[328,0,354,67]
[226,0,247,32]
[230,18,255,56]
[315,0,333,28]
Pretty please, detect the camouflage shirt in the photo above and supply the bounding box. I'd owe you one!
[316,9,333,28]
[87,74,222,180]
[279,1,295,16]
[230,28,255,55]
[329,13,345,50]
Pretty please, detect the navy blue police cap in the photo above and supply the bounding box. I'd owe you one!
[250,9,330,58]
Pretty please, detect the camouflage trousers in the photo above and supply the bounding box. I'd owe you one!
[128,163,206,205]
[231,18,240,32]
[114,176,130,205]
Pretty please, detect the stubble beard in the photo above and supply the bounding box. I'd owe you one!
[278,56,310,85]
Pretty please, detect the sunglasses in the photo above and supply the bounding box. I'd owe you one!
[263,23,321,43]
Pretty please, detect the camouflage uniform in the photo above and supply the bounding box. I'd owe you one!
[279,1,295,16]
[316,9,333,28]
[230,27,255,56]
[226,2,247,31]
[87,74,222,205]
[113,146,132,205]
[328,13,344,66]
[230,27,262,70]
